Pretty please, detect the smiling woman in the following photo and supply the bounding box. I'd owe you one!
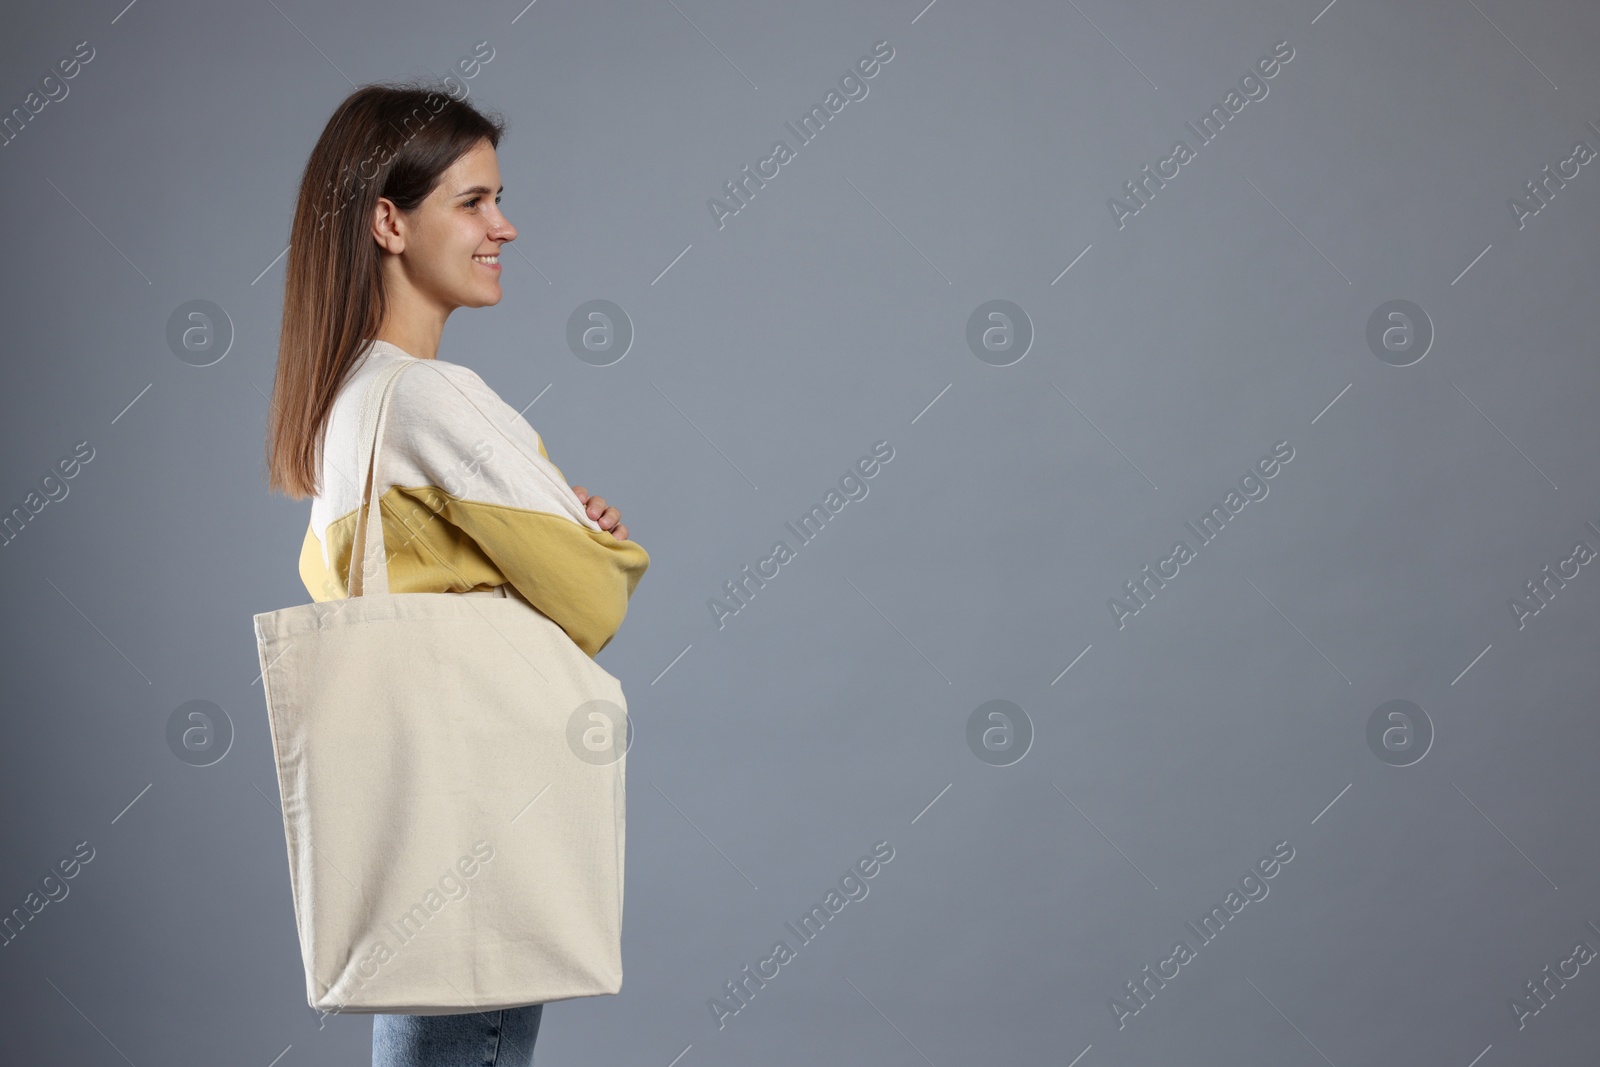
[261,81,650,1067]
[366,136,518,362]
[265,82,519,498]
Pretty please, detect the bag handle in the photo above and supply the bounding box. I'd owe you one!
[347,357,416,598]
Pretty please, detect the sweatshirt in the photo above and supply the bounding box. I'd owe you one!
[297,339,650,658]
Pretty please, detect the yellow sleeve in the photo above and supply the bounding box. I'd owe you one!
[428,492,649,657]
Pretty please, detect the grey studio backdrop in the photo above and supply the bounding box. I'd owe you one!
[2,0,1598,1063]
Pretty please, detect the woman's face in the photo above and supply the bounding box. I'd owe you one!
[377,137,517,311]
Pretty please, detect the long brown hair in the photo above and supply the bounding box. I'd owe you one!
[265,81,506,499]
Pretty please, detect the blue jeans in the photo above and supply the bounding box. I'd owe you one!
[371,1004,543,1066]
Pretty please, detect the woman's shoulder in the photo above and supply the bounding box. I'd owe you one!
[318,352,489,487]
[326,343,551,473]
[313,346,594,535]
[383,356,590,522]
[344,342,489,394]
[334,348,502,433]
[392,352,492,397]
[385,355,528,445]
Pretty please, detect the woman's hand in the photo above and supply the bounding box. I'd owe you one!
[571,486,629,541]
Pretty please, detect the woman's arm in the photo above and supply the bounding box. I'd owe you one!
[372,358,650,657]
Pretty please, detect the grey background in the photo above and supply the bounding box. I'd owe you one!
[2,0,1597,1063]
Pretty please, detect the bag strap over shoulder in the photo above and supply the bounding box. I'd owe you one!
[347,357,416,598]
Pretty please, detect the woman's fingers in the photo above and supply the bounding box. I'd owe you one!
[572,486,628,538]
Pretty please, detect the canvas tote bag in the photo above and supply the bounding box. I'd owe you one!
[253,356,628,1015]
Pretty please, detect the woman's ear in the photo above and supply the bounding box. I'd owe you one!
[371,196,406,254]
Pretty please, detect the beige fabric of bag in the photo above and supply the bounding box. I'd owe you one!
[253,357,628,1015]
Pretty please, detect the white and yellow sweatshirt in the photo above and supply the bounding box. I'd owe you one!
[298,339,650,658]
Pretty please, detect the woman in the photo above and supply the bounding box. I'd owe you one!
[264,82,650,1066]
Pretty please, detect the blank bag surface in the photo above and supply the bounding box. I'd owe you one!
[253,357,628,1015]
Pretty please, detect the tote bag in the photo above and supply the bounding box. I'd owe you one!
[253,356,628,1015]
